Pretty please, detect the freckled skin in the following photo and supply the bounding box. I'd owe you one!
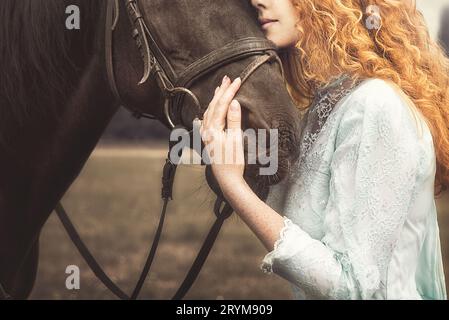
[200,1,303,254]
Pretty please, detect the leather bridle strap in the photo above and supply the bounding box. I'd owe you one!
[171,38,283,121]
[130,143,180,300]
[176,37,282,88]
[125,0,177,83]
[54,135,180,301]
[52,0,285,301]
[173,197,233,299]
[55,203,130,300]
[171,43,284,124]
[105,0,158,120]
[240,51,284,84]
[107,0,284,127]
[54,130,232,301]
[105,0,121,107]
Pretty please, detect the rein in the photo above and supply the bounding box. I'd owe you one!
[1,0,285,300]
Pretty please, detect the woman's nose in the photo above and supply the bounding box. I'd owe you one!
[251,0,269,9]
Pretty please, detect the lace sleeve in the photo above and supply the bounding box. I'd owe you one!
[260,82,426,299]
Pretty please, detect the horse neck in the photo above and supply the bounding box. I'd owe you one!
[0,4,119,293]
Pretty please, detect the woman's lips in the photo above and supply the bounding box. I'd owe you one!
[259,19,278,30]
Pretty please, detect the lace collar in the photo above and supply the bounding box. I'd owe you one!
[298,74,364,161]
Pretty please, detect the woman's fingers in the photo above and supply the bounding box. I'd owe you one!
[206,86,221,117]
[204,76,231,127]
[227,99,244,166]
[201,75,241,147]
[227,99,241,130]
[210,77,242,129]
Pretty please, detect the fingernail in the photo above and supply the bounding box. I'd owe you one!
[234,77,241,85]
[222,75,228,84]
[231,100,239,111]
[215,86,219,93]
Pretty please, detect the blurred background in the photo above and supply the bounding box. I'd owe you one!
[30,1,449,299]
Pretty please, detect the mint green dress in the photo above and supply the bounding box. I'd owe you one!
[261,76,447,300]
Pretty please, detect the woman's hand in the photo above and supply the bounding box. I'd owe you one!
[199,76,287,256]
[199,75,245,188]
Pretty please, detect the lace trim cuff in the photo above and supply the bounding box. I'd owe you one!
[260,216,311,274]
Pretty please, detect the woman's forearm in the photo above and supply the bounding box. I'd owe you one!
[219,177,286,252]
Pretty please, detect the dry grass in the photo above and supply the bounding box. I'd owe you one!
[30,146,291,300]
[29,146,449,300]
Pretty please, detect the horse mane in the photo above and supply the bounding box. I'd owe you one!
[0,0,103,146]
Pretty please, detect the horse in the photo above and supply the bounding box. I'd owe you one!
[0,0,302,299]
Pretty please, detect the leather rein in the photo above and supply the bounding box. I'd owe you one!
[0,0,285,300]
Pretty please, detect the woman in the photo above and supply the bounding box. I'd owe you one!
[198,0,449,299]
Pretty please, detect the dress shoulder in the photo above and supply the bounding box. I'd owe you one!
[338,78,430,143]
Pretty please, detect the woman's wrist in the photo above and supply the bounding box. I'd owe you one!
[219,174,249,202]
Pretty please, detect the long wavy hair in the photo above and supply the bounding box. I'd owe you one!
[279,0,449,197]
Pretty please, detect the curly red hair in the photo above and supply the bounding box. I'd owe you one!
[280,0,449,197]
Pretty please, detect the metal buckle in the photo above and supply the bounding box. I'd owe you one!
[164,87,202,129]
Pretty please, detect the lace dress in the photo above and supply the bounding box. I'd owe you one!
[261,74,447,300]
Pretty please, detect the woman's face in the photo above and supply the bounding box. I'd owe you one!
[250,0,300,49]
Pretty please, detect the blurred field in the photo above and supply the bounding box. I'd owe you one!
[29,145,449,300]
[29,144,292,300]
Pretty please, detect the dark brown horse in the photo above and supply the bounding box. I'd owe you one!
[0,0,302,299]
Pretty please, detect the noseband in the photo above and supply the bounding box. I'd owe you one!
[45,0,285,301]
[106,0,284,128]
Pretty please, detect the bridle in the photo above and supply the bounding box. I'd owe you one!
[3,0,284,301]
[107,0,285,129]
[0,0,285,300]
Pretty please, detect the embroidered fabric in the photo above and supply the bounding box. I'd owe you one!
[260,76,446,299]
[260,217,306,274]
[299,74,364,162]
[260,216,344,298]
